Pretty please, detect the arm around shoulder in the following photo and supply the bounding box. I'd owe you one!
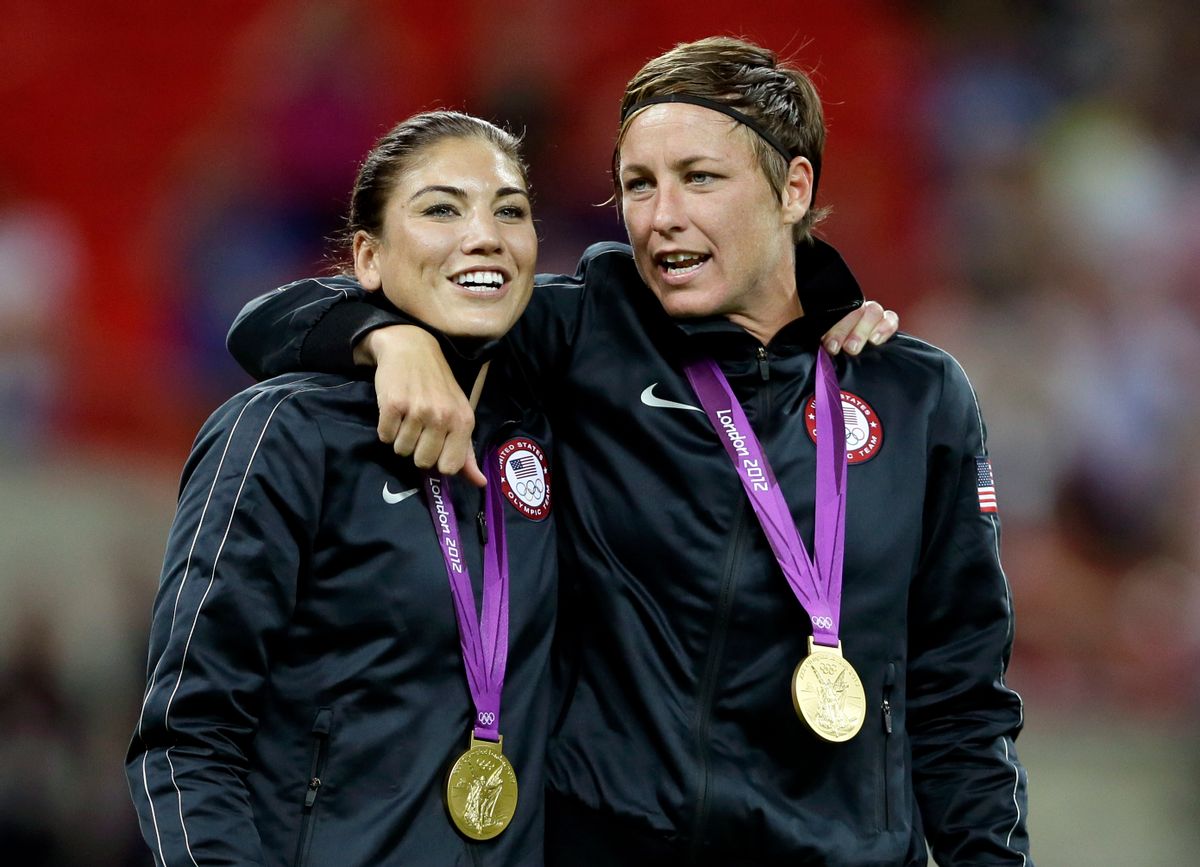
[227,275,401,380]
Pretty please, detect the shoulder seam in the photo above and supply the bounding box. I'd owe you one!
[276,277,352,297]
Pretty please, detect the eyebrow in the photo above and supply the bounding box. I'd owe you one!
[408,184,531,202]
[619,155,717,176]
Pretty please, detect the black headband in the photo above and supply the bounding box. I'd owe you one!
[623,94,800,163]
[621,94,819,202]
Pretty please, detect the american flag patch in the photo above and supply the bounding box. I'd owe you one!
[508,456,538,479]
[976,457,998,513]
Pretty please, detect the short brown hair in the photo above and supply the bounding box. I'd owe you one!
[616,36,829,242]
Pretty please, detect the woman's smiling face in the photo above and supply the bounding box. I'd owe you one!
[354,135,537,340]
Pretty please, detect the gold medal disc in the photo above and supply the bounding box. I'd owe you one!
[791,639,867,742]
[446,734,519,840]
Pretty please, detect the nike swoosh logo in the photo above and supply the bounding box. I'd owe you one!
[382,483,419,505]
[640,383,703,413]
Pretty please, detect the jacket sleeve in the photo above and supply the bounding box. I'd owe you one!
[126,382,325,866]
[907,355,1032,865]
[226,275,402,380]
[224,259,591,401]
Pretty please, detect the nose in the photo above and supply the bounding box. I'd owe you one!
[650,183,686,235]
[461,209,503,254]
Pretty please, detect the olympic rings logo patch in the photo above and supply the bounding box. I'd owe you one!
[477,711,496,726]
[497,438,552,521]
[804,390,883,465]
[811,615,834,630]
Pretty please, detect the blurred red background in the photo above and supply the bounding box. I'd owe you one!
[1,0,931,461]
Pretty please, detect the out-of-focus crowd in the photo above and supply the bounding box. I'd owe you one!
[0,1,1196,864]
[909,0,1200,716]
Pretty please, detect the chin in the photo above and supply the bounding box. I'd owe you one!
[422,303,518,341]
[440,318,511,342]
[658,294,723,321]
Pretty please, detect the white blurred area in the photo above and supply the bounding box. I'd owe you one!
[1,0,1197,863]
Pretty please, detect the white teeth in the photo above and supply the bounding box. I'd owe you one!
[658,252,707,274]
[453,270,505,289]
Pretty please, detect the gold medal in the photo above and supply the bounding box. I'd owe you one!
[446,734,519,840]
[791,638,866,742]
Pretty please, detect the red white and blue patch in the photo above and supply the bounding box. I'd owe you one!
[805,390,883,464]
[976,457,998,513]
[497,438,552,521]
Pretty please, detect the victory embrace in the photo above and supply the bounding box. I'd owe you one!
[129,35,1031,867]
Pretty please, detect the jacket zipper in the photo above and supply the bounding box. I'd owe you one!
[688,354,769,861]
[880,663,896,831]
[294,707,333,867]
[687,495,750,863]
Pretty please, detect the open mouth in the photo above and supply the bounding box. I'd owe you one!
[656,251,710,277]
[451,269,509,294]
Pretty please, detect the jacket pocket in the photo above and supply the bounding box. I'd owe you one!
[879,663,897,831]
[294,707,333,867]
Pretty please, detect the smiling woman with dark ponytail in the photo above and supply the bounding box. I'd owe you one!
[126,111,560,866]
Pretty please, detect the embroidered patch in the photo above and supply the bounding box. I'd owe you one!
[976,457,998,513]
[804,390,883,464]
[497,438,552,521]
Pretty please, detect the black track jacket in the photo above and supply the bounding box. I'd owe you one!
[127,332,558,866]
[226,241,1033,866]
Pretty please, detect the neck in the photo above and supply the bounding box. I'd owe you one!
[726,289,805,345]
[729,236,805,344]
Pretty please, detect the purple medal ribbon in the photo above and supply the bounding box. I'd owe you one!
[684,349,848,647]
[424,452,509,741]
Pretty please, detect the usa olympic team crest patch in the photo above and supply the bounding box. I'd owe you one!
[497,438,552,521]
[804,391,883,464]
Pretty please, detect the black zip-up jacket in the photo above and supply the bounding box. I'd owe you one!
[127,327,558,866]
[227,241,1032,866]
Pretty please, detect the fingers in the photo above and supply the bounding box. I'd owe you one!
[844,301,885,354]
[375,385,405,446]
[822,301,901,355]
[390,413,423,457]
[438,424,475,478]
[384,397,475,470]
[821,308,858,355]
[460,452,488,489]
[874,309,900,345]
[410,426,451,472]
[384,401,483,486]
[368,327,480,480]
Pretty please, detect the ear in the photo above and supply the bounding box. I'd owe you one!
[780,156,814,228]
[352,230,384,292]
